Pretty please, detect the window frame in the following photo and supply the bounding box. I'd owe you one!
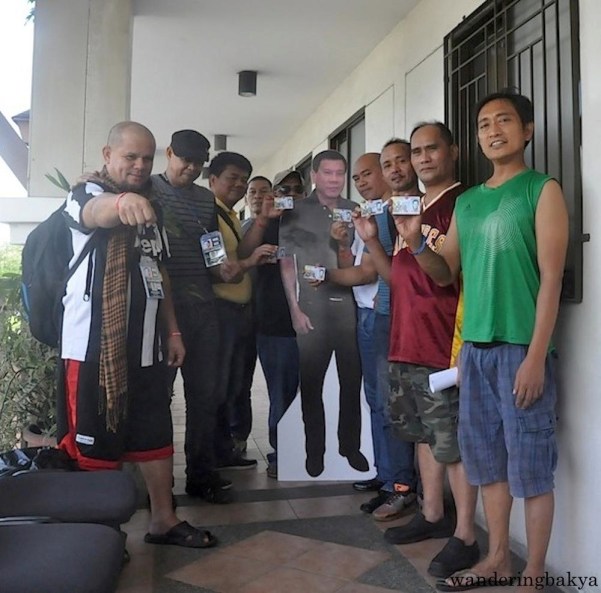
[444,0,584,303]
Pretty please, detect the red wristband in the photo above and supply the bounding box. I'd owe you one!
[255,218,268,229]
[168,331,182,338]
[115,192,127,210]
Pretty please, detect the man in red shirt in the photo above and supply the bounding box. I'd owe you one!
[356,123,478,579]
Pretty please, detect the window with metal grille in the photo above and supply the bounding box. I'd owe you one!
[444,0,583,302]
[329,110,366,202]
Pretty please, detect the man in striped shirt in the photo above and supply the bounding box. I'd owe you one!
[152,130,238,503]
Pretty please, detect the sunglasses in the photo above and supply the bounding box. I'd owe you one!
[276,184,304,195]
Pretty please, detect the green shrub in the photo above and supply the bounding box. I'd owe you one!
[0,276,57,451]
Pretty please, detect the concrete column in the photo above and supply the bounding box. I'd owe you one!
[29,0,132,196]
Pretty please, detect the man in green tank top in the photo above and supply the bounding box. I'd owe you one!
[393,90,569,592]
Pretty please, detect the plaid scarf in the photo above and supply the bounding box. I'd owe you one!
[91,169,151,432]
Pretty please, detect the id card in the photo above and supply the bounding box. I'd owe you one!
[266,246,287,264]
[200,231,227,267]
[274,196,294,210]
[303,265,326,281]
[391,196,421,216]
[332,208,353,223]
[360,199,384,217]
[139,255,164,299]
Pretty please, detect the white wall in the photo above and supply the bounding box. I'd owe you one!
[259,0,601,588]
[541,1,601,589]
[257,0,479,177]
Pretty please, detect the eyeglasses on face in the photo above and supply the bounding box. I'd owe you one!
[276,184,304,195]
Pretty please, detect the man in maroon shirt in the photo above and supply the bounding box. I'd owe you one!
[355,123,478,579]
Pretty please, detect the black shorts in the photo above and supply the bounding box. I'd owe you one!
[57,359,173,470]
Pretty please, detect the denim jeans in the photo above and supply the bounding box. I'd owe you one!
[256,334,299,463]
[356,307,380,472]
[373,312,416,492]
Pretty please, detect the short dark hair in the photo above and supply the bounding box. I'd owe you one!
[382,138,411,151]
[248,175,272,188]
[475,88,534,127]
[312,150,347,173]
[410,121,455,147]
[208,151,253,178]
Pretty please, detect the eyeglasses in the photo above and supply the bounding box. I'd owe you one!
[276,184,304,195]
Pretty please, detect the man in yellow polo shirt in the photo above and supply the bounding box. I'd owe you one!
[208,152,276,470]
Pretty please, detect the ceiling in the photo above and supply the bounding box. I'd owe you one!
[130,0,419,170]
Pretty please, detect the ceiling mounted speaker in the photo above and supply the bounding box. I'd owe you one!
[214,134,227,151]
[238,70,257,97]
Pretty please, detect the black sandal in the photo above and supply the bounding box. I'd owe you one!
[144,521,218,549]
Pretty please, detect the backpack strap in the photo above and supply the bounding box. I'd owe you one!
[65,231,98,301]
[216,205,241,244]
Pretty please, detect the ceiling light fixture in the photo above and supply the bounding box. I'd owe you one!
[214,134,227,151]
[238,70,257,97]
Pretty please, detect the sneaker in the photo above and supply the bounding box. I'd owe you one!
[266,462,277,479]
[217,456,258,470]
[353,478,384,492]
[372,484,417,521]
[428,536,480,578]
[360,490,390,514]
[384,511,455,544]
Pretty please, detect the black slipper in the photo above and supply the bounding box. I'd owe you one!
[144,521,218,549]
[436,569,513,592]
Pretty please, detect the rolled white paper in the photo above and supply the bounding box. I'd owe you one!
[428,367,458,393]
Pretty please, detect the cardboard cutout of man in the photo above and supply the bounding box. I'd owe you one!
[279,150,369,477]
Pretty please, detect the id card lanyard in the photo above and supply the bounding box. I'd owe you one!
[137,224,165,300]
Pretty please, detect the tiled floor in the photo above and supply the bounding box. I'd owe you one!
[115,369,561,593]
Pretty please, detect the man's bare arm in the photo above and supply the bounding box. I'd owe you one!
[158,267,185,367]
[352,213,392,284]
[280,256,313,335]
[513,180,569,408]
[238,195,281,258]
[327,252,378,287]
[81,191,156,229]
[394,211,461,286]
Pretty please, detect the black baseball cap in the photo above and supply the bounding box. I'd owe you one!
[273,168,304,187]
[170,130,211,162]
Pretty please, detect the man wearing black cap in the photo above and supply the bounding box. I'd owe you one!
[152,130,234,503]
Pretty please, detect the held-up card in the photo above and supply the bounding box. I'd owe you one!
[266,246,287,264]
[332,208,353,223]
[303,265,326,282]
[360,199,384,217]
[139,255,164,299]
[391,196,421,216]
[274,196,294,210]
[370,199,384,214]
[200,231,227,267]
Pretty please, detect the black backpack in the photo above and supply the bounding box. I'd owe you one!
[21,203,94,348]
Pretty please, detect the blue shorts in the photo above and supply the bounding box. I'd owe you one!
[459,342,558,498]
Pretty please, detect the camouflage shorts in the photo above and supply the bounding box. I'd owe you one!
[388,362,460,464]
